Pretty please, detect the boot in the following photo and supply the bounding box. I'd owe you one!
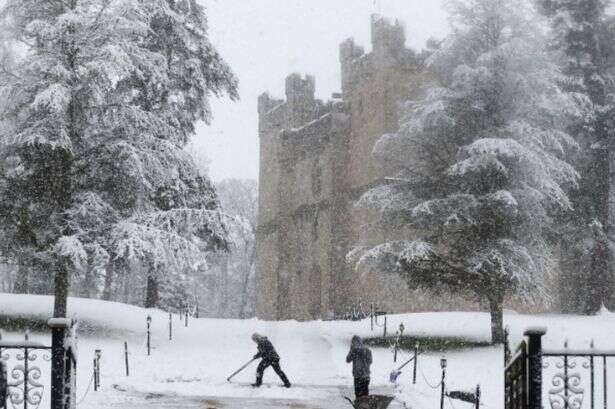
[252,374,263,388]
[280,373,291,388]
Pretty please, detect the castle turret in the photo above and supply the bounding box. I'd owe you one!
[285,73,316,128]
[371,14,406,63]
[340,39,365,95]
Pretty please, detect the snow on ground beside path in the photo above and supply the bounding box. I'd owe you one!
[2,294,615,408]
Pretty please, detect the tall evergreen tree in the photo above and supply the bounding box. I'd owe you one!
[0,0,237,313]
[351,0,579,342]
[538,0,615,313]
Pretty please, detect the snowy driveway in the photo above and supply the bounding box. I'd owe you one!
[93,386,403,409]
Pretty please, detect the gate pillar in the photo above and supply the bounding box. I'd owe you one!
[525,328,546,409]
[49,318,75,409]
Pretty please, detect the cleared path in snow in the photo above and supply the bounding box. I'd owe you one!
[100,385,403,409]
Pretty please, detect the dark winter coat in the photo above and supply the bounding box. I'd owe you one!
[346,335,372,379]
[254,337,280,362]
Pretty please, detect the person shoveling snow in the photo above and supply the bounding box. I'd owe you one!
[251,333,291,388]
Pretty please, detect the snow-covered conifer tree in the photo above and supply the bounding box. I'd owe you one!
[537,0,615,313]
[352,0,579,342]
[0,0,237,312]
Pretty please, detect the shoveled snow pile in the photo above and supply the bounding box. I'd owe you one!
[1,293,615,408]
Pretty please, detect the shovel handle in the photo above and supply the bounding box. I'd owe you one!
[227,358,257,382]
[343,396,357,408]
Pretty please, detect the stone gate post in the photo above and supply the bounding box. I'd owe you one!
[525,328,546,409]
[49,318,75,409]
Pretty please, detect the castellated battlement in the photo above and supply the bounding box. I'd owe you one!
[258,73,334,137]
[340,14,416,94]
[371,14,405,55]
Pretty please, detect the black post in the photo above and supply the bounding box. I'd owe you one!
[413,343,418,384]
[475,385,480,409]
[92,358,97,391]
[93,349,101,391]
[146,316,151,356]
[370,303,374,331]
[185,307,189,327]
[169,313,172,341]
[49,319,69,409]
[0,359,6,409]
[525,328,546,409]
[440,359,447,409]
[124,342,129,377]
[504,327,511,364]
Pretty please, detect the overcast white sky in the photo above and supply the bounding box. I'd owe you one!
[191,0,449,182]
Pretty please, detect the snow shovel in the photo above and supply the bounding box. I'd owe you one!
[343,395,395,409]
[389,350,424,383]
[227,358,257,382]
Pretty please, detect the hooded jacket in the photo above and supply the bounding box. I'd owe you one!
[253,334,280,362]
[346,335,372,379]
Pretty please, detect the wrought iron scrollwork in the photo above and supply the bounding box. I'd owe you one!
[543,355,592,409]
[549,371,584,409]
[1,348,51,409]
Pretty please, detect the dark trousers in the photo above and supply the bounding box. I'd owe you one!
[354,377,370,398]
[256,359,290,386]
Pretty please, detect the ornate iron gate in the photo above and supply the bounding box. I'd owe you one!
[543,345,615,409]
[1,320,76,409]
[505,340,528,409]
[505,328,615,409]
[0,340,52,409]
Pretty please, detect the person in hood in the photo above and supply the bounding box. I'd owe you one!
[251,333,291,388]
[346,335,372,398]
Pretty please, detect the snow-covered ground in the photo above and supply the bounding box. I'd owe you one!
[2,294,615,408]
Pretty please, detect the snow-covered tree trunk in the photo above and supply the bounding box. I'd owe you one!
[102,263,114,301]
[145,273,159,309]
[218,255,229,317]
[53,258,70,317]
[607,148,615,307]
[14,264,29,294]
[489,294,505,344]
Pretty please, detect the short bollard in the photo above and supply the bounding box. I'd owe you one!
[169,313,173,341]
[412,343,419,384]
[475,385,481,409]
[124,341,130,377]
[146,315,152,356]
[93,349,101,391]
[370,303,375,331]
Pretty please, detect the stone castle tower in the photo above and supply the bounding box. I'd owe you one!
[256,16,475,320]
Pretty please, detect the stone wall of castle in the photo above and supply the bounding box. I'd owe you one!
[256,16,540,321]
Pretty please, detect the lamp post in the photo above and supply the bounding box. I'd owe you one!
[440,357,447,409]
